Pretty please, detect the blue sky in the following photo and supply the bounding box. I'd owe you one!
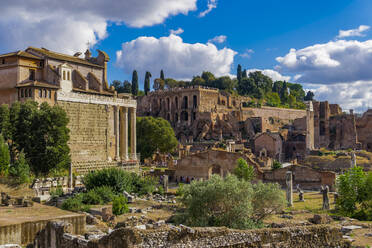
[1,0,372,111]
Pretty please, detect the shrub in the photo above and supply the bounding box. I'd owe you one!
[83,168,135,194]
[175,175,285,229]
[132,175,158,195]
[271,160,282,170]
[176,183,185,197]
[62,194,90,212]
[92,186,115,203]
[50,186,64,198]
[234,158,255,181]
[82,190,103,205]
[9,151,31,184]
[112,196,129,216]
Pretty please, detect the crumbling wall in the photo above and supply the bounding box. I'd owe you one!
[33,221,351,248]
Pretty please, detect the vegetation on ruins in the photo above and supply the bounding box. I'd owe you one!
[233,158,255,181]
[112,195,129,215]
[137,116,178,160]
[174,175,285,229]
[0,101,70,177]
[336,166,372,220]
[271,160,283,170]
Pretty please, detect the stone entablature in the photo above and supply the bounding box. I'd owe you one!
[57,91,136,108]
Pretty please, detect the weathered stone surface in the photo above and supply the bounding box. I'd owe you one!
[309,214,333,225]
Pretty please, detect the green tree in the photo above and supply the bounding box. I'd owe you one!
[237,64,242,83]
[249,71,273,94]
[175,175,285,229]
[160,70,165,81]
[165,78,179,89]
[0,134,10,176]
[0,104,10,140]
[242,69,248,78]
[123,80,132,93]
[265,92,281,107]
[191,76,206,86]
[233,158,255,181]
[9,151,30,184]
[280,81,289,104]
[271,160,282,170]
[201,71,216,86]
[131,70,139,96]
[144,71,152,95]
[288,83,305,101]
[111,80,123,93]
[137,116,178,159]
[304,91,315,101]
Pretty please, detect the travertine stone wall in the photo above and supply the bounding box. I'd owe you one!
[58,101,117,163]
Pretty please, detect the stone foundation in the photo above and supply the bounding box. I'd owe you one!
[33,221,350,248]
[72,161,139,174]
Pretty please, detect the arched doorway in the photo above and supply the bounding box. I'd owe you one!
[208,164,222,178]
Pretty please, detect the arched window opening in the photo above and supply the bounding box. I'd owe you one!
[67,71,71,81]
[193,95,197,108]
[48,90,51,99]
[63,70,66,80]
[21,89,24,98]
[182,96,188,109]
[175,97,179,109]
[29,88,32,98]
[25,89,28,97]
[175,113,179,122]
[181,111,188,121]
[43,89,47,98]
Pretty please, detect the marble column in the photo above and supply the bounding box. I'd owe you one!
[286,171,293,207]
[120,107,128,161]
[115,106,120,161]
[130,108,137,160]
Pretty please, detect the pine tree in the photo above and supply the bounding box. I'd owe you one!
[160,70,165,81]
[237,64,242,83]
[144,71,152,95]
[131,70,139,96]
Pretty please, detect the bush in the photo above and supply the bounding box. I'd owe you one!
[82,190,103,205]
[62,194,90,212]
[176,183,185,197]
[50,186,64,198]
[336,166,372,220]
[9,152,31,184]
[83,168,136,194]
[92,186,115,203]
[175,175,285,229]
[271,160,282,170]
[132,175,158,195]
[234,158,255,181]
[0,134,10,176]
[112,196,129,216]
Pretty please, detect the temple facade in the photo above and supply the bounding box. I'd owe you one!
[0,47,138,173]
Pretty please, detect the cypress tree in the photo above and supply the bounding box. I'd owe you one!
[160,70,165,81]
[131,70,139,96]
[237,64,242,83]
[144,71,152,95]
[242,69,248,78]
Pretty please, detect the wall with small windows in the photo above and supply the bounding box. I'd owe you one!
[34,88,56,105]
[59,63,73,93]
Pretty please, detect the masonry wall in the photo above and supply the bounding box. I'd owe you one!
[57,101,117,163]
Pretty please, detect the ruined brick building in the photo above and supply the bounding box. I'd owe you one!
[0,47,138,173]
[137,86,315,161]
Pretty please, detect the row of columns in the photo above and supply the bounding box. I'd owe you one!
[115,106,136,161]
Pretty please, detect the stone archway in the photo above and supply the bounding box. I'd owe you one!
[208,164,222,179]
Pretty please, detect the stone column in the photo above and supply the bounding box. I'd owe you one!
[130,108,137,160]
[115,106,120,161]
[286,171,293,207]
[120,107,128,161]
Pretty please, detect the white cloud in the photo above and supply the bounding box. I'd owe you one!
[199,0,217,17]
[336,25,370,39]
[170,28,184,35]
[0,0,197,54]
[240,49,254,58]
[276,39,372,84]
[208,35,227,44]
[116,34,237,80]
[246,69,291,82]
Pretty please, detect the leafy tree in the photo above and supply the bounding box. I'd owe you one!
[111,80,123,93]
[265,92,281,107]
[144,71,152,95]
[336,166,372,220]
[9,151,31,184]
[214,76,235,91]
[191,76,206,86]
[175,175,284,229]
[272,81,283,94]
[137,116,178,159]
[242,69,248,78]
[122,80,132,93]
[160,70,165,81]
[0,104,10,140]
[288,83,305,101]
[131,70,139,96]
[201,71,216,86]
[304,91,315,101]
[234,158,255,181]
[153,78,165,90]
[279,81,289,104]
[0,134,10,176]
[165,78,180,89]
[237,64,242,83]
[249,71,273,94]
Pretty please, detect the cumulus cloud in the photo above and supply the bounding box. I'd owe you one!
[336,25,370,39]
[116,34,236,80]
[170,28,184,35]
[208,35,227,44]
[246,69,291,82]
[276,39,372,84]
[0,0,197,54]
[199,0,217,17]
[240,49,255,58]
